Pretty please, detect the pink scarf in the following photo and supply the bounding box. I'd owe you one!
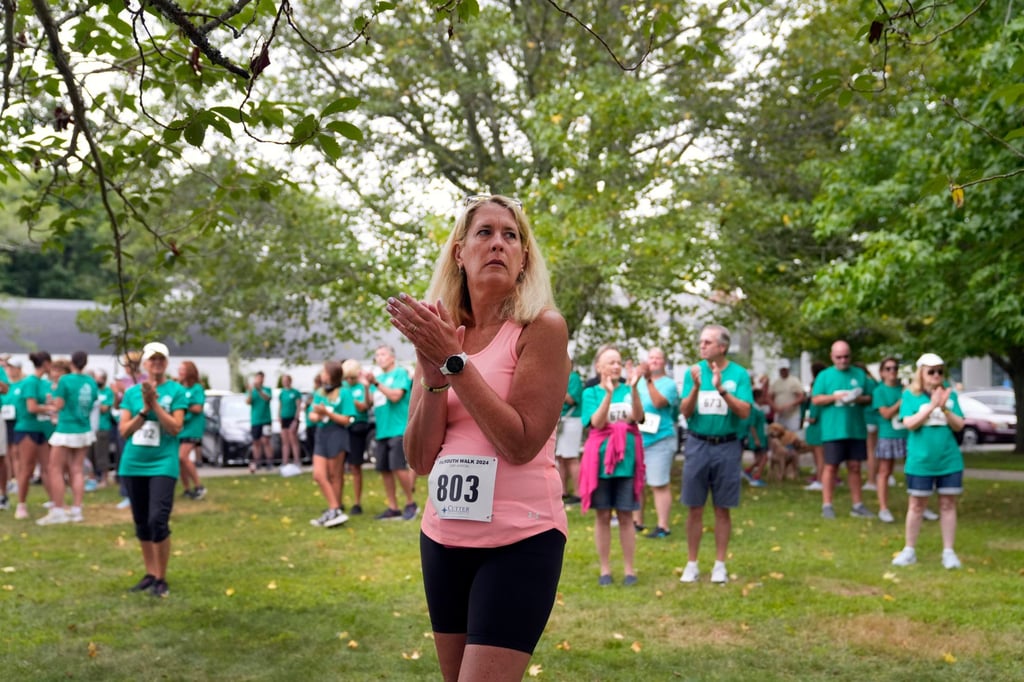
[578,421,645,513]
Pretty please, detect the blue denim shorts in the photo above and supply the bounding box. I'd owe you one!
[906,470,963,497]
[590,476,639,512]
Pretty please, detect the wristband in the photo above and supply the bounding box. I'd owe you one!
[421,378,451,393]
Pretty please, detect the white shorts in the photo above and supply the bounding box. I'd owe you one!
[0,421,6,455]
[555,416,583,459]
[49,431,97,448]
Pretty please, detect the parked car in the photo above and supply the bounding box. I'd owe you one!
[200,391,314,467]
[961,387,1015,415]
[955,395,1017,449]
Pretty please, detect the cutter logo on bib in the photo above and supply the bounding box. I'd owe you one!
[428,455,498,522]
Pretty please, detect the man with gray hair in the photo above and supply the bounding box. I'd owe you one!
[678,324,753,584]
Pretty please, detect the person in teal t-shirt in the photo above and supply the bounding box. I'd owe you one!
[635,347,680,537]
[12,351,55,520]
[91,371,118,487]
[810,340,874,520]
[176,360,207,501]
[341,359,372,514]
[872,357,908,523]
[742,391,769,488]
[37,351,99,525]
[246,371,273,473]
[555,368,585,505]
[678,325,753,585]
[118,342,187,598]
[277,375,303,470]
[369,345,417,520]
[579,345,644,586]
[0,361,12,508]
[891,353,966,571]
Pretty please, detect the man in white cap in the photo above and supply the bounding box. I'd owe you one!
[770,359,805,433]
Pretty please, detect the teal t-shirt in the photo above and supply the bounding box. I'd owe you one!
[309,390,327,429]
[278,387,302,420]
[373,368,411,439]
[345,382,371,424]
[681,360,754,437]
[745,406,768,450]
[180,383,206,440]
[899,389,964,477]
[1,377,19,422]
[13,374,52,434]
[249,387,272,426]
[322,387,355,424]
[872,382,908,440]
[812,366,869,441]
[804,401,822,446]
[118,381,188,478]
[561,371,584,418]
[582,383,637,478]
[637,375,679,447]
[55,373,99,435]
[97,385,117,431]
[862,375,880,426]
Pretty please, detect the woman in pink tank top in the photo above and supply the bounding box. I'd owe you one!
[388,194,569,682]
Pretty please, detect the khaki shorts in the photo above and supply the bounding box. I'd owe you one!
[555,416,583,459]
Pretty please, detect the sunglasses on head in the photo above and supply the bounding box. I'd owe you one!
[925,367,944,376]
[463,194,523,209]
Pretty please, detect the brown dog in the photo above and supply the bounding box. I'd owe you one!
[766,423,811,482]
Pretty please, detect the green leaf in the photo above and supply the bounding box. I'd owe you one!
[1005,127,1024,142]
[184,117,207,147]
[321,97,361,117]
[325,120,364,142]
[457,0,480,22]
[210,107,243,123]
[837,89,854,108]
[290,114,319,144]
[318,134,343,161]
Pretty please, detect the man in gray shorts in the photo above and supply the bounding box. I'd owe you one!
[369,345,418,521]
[678,325,753,585]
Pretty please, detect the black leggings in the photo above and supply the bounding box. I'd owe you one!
[123,475,175,543]
[420,529,565,654]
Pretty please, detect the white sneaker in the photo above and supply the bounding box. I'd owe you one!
[116,497,131,510]
[922,508,939,521]
[680,562,700,583]
[42,500,53,509]
[323,509,349,528]
[942,549,962,570]
[888,475,897,487]
[710,562,728,584]
[878,508,895,523]
[862,482,877,491]
[36,507,69,526]
[6,480,17,494]
[892,547,917,566]
[804,480,823,491]
[68,507,84,523]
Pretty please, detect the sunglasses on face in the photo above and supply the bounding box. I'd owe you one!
[925,368,944,376]
[464,194,524,209]
[833,355,850,360]
[882,366,898,371]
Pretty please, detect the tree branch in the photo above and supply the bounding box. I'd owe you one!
[146,0,251,78]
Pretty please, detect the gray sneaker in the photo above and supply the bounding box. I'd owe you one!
[821,505,836,519]
[402,502,419,521]
[850,504,875,519]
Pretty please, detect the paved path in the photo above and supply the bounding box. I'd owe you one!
[963,468,1024,482]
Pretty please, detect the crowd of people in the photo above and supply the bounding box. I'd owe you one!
[0,194,972,679]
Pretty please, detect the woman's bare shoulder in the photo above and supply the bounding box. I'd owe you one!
[518,309,568,350]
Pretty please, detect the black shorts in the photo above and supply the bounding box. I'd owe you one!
[13,430,46,446]
[314,423,349,459]
[420,529,565,654]
[251,424,271,440]
[824,438,868,466]
[374,436,409,472]
[179,437,201,445]
[280,416,295,429]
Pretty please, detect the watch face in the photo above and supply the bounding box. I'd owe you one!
[445,355,465,374]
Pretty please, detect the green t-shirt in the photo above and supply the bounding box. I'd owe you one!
[811,366,869,441]
[637,375,679,447]
[309,390,327,429]
[118,381,187,478]
[1,377,18,422]
[745,406,768,450]
[249,387,272,426]
[179,383,206,440]
[97,385,117,431]
[862,375,880,426]
[872,382,908,440]
[55,373,99,435]
[804,401,822,446]
[899,389,964,476]
[278,387,302,420]
[345,382,370,424]
[582,383,637,478]
[373,368,411,439]
[681,360,754,437]
[321,387,355,424]
[561,371,583,418]
[13,374,52,434]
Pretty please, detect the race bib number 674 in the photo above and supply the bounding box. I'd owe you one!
[428,455,498,522]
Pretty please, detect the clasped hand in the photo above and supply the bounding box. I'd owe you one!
[387,294,465,383]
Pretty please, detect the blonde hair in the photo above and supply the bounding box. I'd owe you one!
[425,195,556,326]
[909,363,944,395]
[341,359,361,380]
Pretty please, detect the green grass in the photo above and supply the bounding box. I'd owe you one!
[2,468,1023,681]
[962,447,1024,471]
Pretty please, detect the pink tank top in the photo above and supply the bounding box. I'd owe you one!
[421,320,569,548]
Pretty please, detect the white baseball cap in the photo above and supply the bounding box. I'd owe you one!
[778,358,791,369]
[915,352,944,368]
[141,342,170,362]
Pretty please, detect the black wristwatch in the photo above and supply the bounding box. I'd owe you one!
[440,353,469,376]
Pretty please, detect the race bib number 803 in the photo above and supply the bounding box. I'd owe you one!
[429,455,498,522]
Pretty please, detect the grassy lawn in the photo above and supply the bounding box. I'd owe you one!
[962,447,1024,471]
[2,467,1023,681]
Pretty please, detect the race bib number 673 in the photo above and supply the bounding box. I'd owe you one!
[428,455,498,522]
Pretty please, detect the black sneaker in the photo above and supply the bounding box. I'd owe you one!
[633,522,647,533]
[349,504,363,515]
[402,502,419,521]
[129,574,157,592]
[182,489,195,499]
[192,486,207,500]
[375,508,402,520]
[562,495,582,505]
[149,579,169,598]
[645,526,670,539]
